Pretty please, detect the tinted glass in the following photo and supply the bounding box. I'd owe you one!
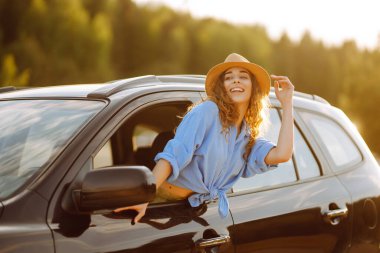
[93,124,161,169]
[94,140,113,169]
[233,109,296,192]
[300,111,362,170]
[0,100,104,199]
[294,125,320,179]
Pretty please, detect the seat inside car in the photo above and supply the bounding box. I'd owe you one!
[135,131,174,170]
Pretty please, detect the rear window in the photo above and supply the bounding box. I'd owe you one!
[299,111,362,171]
[0,100,104,199]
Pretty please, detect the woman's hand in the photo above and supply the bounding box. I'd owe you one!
[114,202,148,223]
[271,75,294,107]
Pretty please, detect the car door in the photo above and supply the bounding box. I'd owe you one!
[297,109,380,252]
[47,91,234,253]
[228,106,353,253]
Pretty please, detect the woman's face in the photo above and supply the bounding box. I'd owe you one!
[223,67,252,106]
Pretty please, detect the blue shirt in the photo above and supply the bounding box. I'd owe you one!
[154,100,277,218]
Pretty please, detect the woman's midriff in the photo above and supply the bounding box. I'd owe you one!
[156,181,194,201]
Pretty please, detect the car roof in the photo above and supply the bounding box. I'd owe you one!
[0,75,329,106]
[0,75,203,99]
[0,84,104,99]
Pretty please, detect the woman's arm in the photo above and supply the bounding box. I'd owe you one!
[264,75,294,164]
[152,159,173,189]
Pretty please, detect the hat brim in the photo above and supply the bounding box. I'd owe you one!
[205,61,271,96]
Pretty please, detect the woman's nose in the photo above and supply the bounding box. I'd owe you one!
[233,78,240,83]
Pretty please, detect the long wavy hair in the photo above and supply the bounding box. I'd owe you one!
[187,70,270,160]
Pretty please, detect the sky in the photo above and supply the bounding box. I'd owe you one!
[134,0,380,50]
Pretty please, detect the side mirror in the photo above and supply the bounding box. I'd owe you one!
[64,166,156,214]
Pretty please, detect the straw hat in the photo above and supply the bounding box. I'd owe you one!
[205,53,271,96]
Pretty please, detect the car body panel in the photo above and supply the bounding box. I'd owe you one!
[52,202,234,253]
[0,190,54,253]
[229,175,352,252]
[337,162,380,253]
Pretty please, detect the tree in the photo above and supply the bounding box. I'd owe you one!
[0,54,29,86]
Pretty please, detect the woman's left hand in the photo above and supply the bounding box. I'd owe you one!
[271,75,294,107]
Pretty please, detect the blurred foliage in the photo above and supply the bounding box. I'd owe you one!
[1,54,30,86]
[0,0,379,155]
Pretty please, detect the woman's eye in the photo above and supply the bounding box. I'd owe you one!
[224,76,231,80]
[241,76,248,79]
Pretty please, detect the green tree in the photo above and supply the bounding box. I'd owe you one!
[271,33,296,78]
[0,54,30,86]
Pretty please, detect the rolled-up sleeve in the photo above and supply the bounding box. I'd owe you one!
[242,137,278,178]
[154,101,217,181]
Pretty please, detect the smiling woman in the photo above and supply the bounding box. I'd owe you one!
[114,52,295,223]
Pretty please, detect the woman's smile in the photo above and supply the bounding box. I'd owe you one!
[230,87,245,92]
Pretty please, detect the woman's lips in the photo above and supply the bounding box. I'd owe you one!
[230,87,244,92]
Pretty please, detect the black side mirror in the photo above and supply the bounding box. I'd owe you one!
[63,166,156,214]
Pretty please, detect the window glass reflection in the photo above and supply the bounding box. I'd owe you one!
[0,100,104,199]
[294,126,320,179]
[300,111,362,170]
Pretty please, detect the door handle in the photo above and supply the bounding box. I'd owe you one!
[323,207,348,225]
[195,234,231,248]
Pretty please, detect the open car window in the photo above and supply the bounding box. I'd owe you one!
[94,102,191,170]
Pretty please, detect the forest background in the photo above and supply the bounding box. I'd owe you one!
[0,0,379,158]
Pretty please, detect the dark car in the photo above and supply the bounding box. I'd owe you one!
[0,75,379,253]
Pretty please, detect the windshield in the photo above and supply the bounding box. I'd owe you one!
[0,99,104,199]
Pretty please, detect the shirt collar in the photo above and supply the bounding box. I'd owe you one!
[242,119,251,138]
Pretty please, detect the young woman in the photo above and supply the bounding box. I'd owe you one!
[115,53,294,222]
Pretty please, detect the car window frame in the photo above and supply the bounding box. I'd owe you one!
[292,119,323,179]
[277,106,323,180]
[91,92,201,164]
[295,107,364,174]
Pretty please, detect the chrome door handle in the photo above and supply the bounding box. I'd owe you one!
[196,235,231,248]
[323,207,348,225]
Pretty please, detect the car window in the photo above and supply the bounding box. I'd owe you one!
[0,99,104,200]
[232,108,296,192]
[93,125,159,169]
[294,125,321,179]
[93,102,189,171]
[93,140,113,168]
[299,111,362,171]
[93,100,192,205]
